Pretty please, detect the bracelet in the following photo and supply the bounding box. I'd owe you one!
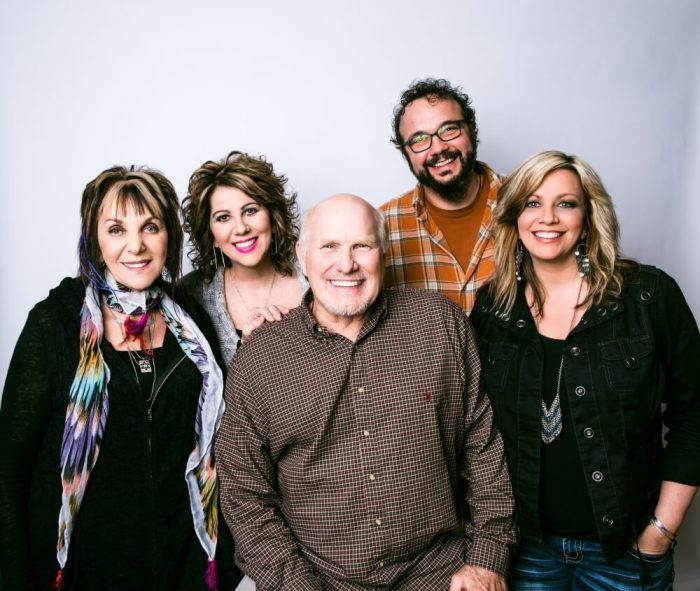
[649,516,677,544]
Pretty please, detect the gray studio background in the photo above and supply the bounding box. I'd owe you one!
[1,0,699,587]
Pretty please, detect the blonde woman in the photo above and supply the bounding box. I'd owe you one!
[471,151,699,590]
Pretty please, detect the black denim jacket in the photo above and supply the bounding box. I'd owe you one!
[471,265,700,559]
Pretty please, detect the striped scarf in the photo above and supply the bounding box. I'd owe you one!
[56,279,224,590]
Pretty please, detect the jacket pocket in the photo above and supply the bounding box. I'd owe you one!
[598,335,653,392]
[480,341,518,396]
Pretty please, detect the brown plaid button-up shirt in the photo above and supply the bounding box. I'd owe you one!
[379,163,501,315]
[216,288,515,590]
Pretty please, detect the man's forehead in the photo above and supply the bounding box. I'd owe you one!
[402,97,461,126]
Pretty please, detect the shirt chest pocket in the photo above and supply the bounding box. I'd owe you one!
[598,335,654,393]
[480,341,518,400]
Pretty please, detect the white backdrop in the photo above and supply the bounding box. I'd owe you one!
[1,0,699,586]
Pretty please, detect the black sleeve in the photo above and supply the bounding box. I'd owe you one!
[0,308,54,591]
[654,271,700,484]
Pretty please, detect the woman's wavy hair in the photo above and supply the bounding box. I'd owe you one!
[182,150,299,282]
[78,166,182,291]
[489,150,637,314]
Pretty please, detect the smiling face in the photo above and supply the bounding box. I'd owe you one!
[399,97,476,203]
[297,195,383,335]
[517,169,586,271]
[96,199,168,291]
[209,186,273,269]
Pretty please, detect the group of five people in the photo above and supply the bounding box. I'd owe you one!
[1,78,698,591]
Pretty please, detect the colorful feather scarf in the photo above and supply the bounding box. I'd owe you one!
[56,277,224,590]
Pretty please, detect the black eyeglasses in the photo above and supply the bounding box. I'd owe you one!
[404,120,465,153]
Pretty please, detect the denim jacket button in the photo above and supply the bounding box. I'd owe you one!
[515,319,526,328]
[501,313,510,322]
[602,515,614,526]
[640,291,651,301]
[570,346,581,356]
[625,356,638,368]
[592,471,604,482]
[609,302,619,311]
[575,386,586,396]
[583,427,594,438]
[597,308,607,317]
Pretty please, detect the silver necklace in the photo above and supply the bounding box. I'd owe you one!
[229,268,277,312]
[540,277,584,444]
[125,349,158,403]
[108,307,158,401]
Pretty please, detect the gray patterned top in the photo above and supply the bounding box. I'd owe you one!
[181,266,307,369]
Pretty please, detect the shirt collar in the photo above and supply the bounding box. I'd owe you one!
[300,288,389,341]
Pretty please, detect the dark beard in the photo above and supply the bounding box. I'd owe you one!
[414,148,478,204]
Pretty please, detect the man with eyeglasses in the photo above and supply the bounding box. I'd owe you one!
[379,78,500,314]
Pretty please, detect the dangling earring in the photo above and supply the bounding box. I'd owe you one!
[575,238,590,278]
[161,267,172,283]
[515,240,524,282]
[213,245,225,270]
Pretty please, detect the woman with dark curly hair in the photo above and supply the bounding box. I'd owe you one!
[182,151,305,367]
[471,150,700,590]
[0,165,242,590]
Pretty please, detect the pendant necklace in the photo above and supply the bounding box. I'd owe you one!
[540,277,584,444]
[229,268,277,312]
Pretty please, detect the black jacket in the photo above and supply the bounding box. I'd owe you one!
[470,265,700,559]
[0,278,242,590]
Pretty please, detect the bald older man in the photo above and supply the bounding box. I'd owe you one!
[215,195,516,591]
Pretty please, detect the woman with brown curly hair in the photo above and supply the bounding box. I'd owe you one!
[182,151,305,367]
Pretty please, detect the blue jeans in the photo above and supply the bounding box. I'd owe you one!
[510,537,674,591]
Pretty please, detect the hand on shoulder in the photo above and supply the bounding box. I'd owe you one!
[240,304,291,342]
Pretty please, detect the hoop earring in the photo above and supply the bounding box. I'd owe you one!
[575,238,590,278]
[515,240,524,282]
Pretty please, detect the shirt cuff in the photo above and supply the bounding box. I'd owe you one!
[464,536,512,578]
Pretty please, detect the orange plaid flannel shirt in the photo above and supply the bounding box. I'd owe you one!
[379,163,500,315]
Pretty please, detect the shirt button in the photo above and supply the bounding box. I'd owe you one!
[363,430,370,437]
[358,386,365,394]
[375,518,382,526]
[575,386,586,396]
[379,560,385,568]
[592,471,604,482]
[602,515,614,526]
[583,427,594,439]
[570,346,581,356]
[369,473,376,481]
[516,319,526,328]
